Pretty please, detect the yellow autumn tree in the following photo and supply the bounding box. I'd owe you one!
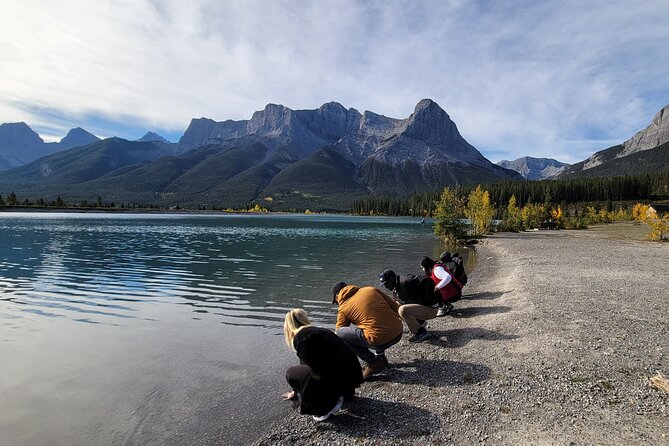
[501,195,523,231]
[521,203,544,229]
[434,187,467,243]
[644,208,669,241]
[465,185,495,236]
[551,206,564,227]
[632,203,650,222]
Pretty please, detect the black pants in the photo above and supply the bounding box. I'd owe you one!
[286,364,311,395]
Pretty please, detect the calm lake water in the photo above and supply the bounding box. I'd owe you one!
[0,212,473,445]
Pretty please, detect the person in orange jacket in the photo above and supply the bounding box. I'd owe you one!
[331,282,403,379]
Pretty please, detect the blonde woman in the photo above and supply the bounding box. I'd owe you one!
[282,308,363,422]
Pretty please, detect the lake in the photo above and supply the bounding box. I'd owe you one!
[0,212,473,445]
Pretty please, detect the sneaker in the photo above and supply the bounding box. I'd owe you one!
[312,396,344,422]
[408,329,429,343]
[436,303,453,317]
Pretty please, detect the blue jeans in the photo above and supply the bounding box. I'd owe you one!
[336,326,402,363]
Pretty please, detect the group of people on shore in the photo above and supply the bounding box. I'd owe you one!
[281,251,468,422]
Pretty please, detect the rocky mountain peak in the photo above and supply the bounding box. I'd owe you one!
[401,99,459,146]
[620,103,669,157]
[60,127,99,148]
[179,117,224,147]
[0,122,44,147]
[318,101,347,114]
[413,98,443,114]
[137,132,170,143]
[497,156,569,180]
[248,103,294,135]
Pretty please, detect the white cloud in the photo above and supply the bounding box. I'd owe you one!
[1,0,668,163]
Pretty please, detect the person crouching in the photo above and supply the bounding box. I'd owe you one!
[379,269,440,342]
[282,308,363,422]
[331,282,403,379]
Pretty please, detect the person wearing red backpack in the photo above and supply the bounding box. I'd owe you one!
[420,256,463,316]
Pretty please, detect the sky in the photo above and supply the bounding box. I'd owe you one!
[1,0,668,164]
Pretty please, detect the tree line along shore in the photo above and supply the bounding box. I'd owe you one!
[2,171,669,215]
[2,172,669,240]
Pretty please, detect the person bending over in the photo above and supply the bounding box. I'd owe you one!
[282,308,363,422]
[331,282,403,379]
[379,269,440,342]
[420,256,463,316]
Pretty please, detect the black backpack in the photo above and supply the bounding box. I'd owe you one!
[451,254,468,285]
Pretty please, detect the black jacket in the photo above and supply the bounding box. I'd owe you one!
[293,326,363,415]
[393,275,440,307]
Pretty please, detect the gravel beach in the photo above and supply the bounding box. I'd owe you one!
[252,223,668,446]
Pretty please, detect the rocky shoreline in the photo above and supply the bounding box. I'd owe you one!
[252,223,668,446]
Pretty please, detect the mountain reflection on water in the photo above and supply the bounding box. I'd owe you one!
[0,213,473,330]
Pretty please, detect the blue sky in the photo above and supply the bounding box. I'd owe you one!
[2,0,668,163]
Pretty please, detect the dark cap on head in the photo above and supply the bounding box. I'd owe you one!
[331,281,347,304]
[379,269,396,284]
[440,251,452,262]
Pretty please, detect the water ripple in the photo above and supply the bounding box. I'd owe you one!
[0,213,451,330]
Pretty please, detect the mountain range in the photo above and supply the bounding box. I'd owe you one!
[0,99,668,211]
[0,123,100,170]
[0,99,521,210]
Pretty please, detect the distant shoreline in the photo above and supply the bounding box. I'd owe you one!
[0,206,274,215]
[0,207,431,220]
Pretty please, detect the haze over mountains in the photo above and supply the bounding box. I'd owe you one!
[1,99,668,211]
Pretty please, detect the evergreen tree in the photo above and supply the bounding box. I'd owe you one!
[7,191,18,206]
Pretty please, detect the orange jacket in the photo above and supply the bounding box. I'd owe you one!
[334,285,402,345]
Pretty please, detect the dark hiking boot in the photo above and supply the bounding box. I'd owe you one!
[362,356,386,379]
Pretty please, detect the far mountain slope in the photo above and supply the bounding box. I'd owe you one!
[0,123,100,170]
[261,147,370,210]
[561,141,669,179]
[497,157,570,180]
[0,138,189,198]
[562,103,669,178]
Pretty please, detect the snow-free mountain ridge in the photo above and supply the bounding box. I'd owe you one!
[0,99,521,210]
[0,123,100,170]
[561,103,669,178]
[497,157,569,180]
